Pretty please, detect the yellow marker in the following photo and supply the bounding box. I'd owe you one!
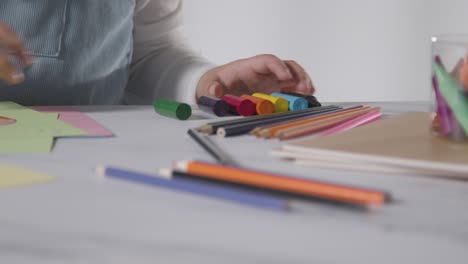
[252,93,289,113]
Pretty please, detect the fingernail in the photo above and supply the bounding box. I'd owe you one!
[208,84,220,97]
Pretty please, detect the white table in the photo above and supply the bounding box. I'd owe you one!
[1,102,467,263]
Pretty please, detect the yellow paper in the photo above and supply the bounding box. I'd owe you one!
[0,164,55,189]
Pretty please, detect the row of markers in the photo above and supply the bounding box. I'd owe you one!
[153,92,321,121]
[198,92,321,117]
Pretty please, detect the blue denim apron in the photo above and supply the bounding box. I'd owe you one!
[0,0,135,105]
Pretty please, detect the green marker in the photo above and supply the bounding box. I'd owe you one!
[153,98,192,120]
[433,62,468,133]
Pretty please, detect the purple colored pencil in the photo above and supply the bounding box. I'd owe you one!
[96,166,288,211]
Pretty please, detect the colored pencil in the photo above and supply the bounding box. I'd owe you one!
[256,106,369,139]
[275,107,378,140]
[195,105,342,134]
[173,160,390,207]
[315,109,382,137]
[250,106,363,137]
[96,165,288,211]
[161,168,367,207]
[187,129,239,166]
[216,106,344,137]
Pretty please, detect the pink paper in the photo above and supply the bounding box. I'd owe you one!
[317,110,382,137]
[30,106,113,137]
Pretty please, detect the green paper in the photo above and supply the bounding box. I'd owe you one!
[0,102,86,139]
[0,102,86,153]
[433,63,468,133]
[0,137,54,153]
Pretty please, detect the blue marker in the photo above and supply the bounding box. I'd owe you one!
[96,165,288,211]
[271,93,308,111]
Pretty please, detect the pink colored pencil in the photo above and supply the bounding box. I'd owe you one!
[316,110,382,137]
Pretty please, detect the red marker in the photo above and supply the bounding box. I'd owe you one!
[222,95,256,116]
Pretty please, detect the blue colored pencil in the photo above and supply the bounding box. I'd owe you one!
[96,165,288,211]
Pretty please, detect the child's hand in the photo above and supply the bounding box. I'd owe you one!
[196,54,315,99]
[0,22,32,84]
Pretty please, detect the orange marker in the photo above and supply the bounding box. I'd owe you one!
[241,94,275,115]
[174,160,389,207]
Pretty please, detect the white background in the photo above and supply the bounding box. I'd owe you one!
[182,0,468,102]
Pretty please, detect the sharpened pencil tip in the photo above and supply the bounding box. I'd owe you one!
[173,160,190,172]
[195,125,213,134]
[158,168,173,179]
[95,165,105,177]
[217,128,226,138]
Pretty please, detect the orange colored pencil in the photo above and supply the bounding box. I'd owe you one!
[256,106,369,138]
[276,107,379,140]
[174,160,389,207]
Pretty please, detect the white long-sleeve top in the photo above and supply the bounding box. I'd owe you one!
[126,0,216,104]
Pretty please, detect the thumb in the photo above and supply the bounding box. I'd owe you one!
[200,80,226,98]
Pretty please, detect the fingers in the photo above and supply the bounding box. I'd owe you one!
[0,22,31,84]
[0,23,32,66]
[248,54,294,81]
[196,78,226,99]
[283,60,314,94]
[0,53,24,84]
[196,55,317,101]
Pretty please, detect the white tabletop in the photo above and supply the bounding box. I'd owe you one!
[1,101,467,264]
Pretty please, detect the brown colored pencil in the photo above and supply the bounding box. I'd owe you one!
[256,106,369,138]
[276,107,379,140]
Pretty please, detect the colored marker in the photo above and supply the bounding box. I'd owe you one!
[282,92,322,108]
[271,92,308,111]
[173,160,390,207]
[252,93,289,113]
[433,62,468,133]
[221,94,256,116]
[153,98,192,120]
[96,165,287,211]
[198,96,230,117]
[240,94,275,115]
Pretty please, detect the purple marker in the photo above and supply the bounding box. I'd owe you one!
[198,96,230,117]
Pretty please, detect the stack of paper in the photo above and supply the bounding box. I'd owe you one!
[272,112,468,180]
[0,102,112,153]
